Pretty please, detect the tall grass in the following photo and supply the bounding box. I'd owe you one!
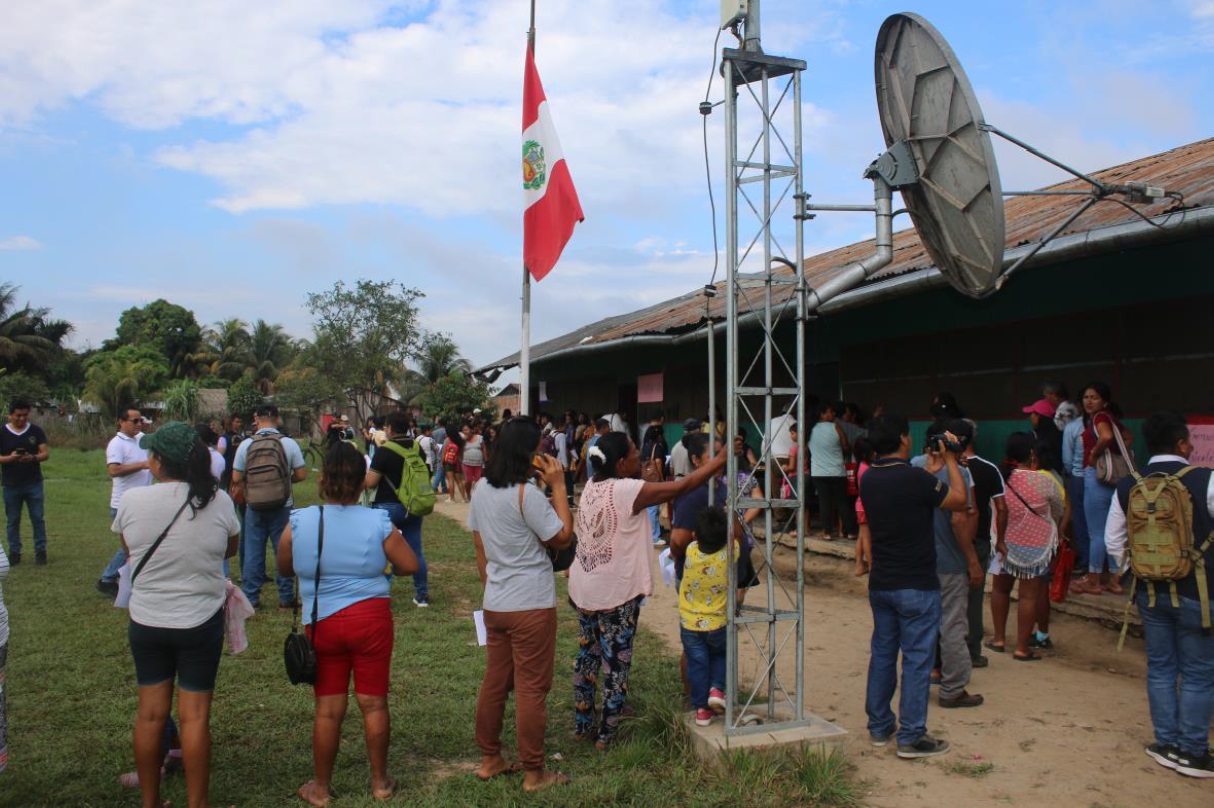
[3,449,860,807]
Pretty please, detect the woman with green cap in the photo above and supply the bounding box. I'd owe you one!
[112,421,241,808]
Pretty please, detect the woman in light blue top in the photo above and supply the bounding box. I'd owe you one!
[1061,412,1089,571]
[809,401,855,539]
[277,442,417,807]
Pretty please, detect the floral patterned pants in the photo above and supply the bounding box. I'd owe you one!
[573,596,642,744]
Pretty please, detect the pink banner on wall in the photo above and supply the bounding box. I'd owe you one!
[637,373,664,403]
[1188,420,1214,469]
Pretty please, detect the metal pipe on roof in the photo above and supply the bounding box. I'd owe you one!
[805,175,895,312]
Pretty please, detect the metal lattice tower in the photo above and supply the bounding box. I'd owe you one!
[721,43,809,735]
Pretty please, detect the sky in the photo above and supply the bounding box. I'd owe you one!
[2,0,1211,383]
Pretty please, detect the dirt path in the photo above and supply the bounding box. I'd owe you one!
[433,497,1208,806]
[639,543,1210,808]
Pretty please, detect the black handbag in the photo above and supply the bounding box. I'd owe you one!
[284,506,324,686]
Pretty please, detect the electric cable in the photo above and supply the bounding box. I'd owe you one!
[702,25,724,288]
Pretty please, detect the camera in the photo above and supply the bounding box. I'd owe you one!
[924,433,969,454]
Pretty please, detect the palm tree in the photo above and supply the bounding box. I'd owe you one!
[199,318,252,381]
[247,320,295,394]
[417,334,472,383]
[0,284,73,377]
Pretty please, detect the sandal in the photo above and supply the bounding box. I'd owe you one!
[1103,581,1124,595]
[1070,580,1103,596]
[983,641,1006,653]
[1012,651,1042,662]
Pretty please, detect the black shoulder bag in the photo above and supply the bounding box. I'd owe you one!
[284,505,324,686]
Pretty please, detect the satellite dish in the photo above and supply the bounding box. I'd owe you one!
[875,12,1005,298]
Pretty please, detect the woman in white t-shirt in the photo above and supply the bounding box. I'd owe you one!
[113,421,240,808]
[468,417,573,792]
[572,432,725,749]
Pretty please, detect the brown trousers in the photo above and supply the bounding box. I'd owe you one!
[474,607,557,771]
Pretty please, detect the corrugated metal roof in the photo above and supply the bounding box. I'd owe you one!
[479,137,1214,373]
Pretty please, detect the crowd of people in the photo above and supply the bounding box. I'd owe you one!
[0,378,1210,803]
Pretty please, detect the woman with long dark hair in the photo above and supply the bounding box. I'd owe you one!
[1073,382,1132,595]
[277,442,418,807]
[572,431,725,749]
[113,421,241,808]
[469,417,574,792]
[987,433,1065,660]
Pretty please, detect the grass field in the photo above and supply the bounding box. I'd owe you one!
[3,448,860,807]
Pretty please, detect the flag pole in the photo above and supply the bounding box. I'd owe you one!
[520,2,536,417]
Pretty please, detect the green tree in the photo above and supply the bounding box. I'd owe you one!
[107,299,203,379]
[0,371,52,413]
[83,346,170,418]
[247,320,296,394]
[274,362,344,430]
[0,283,74,376]
[226,375,263,422]
[399,334,474,404]
[200,318,252,381]
[414,372,494,425]
[304,279,425,417]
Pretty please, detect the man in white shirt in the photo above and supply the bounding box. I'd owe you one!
[96,408,152,596]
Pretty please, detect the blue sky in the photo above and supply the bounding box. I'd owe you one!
[2,0,1211,381]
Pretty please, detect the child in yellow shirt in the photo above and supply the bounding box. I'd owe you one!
[679,508,735,726]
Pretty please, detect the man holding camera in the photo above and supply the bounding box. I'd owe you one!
[913,420,984,710]
[856,414,969,759]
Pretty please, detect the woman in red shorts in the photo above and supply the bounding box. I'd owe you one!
[278,442,418,807]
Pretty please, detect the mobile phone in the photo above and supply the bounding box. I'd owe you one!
[13,449,26,456]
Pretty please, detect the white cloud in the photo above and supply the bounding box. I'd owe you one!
[0,235,41,250]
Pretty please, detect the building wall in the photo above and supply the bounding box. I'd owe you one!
[528,233,1213,435]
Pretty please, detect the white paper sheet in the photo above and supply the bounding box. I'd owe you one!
[473,610,488,646]
[658,548,675,588]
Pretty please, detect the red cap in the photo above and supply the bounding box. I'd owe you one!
[1022,399,1057,418]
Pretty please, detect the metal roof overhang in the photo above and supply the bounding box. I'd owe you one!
[476,203,1214,376]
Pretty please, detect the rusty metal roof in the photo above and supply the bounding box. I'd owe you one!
[479,137,1214,373]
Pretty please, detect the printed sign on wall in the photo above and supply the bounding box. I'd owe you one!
[637,373,664,404]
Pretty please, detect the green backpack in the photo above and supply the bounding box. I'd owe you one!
[379,439,436,517]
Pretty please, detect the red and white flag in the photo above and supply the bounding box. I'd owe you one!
[522,45,583,282]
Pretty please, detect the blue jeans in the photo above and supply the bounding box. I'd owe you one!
[1083,468,1115,574]
[240,506,293,607]
[680,626,727,709]
[648,505,661,542]
[372,502,427,599]
[101,506,127,583]
[866,587,942,746]
[431,464,447,493]
[4,482,47,555]
[1138,589,1214,756]
[1066,473,1089,571]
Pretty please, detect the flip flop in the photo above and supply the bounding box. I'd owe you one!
[475,761,523,781]
[984,641,1006,653]
[1012,652,1041,662]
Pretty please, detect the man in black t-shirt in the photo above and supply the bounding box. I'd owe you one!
[0,399,50,564]
[365,411,430,607]
[959,420,1006,664]
[856,414,967,760]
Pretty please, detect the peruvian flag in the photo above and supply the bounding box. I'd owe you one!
[523,45,583,282]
